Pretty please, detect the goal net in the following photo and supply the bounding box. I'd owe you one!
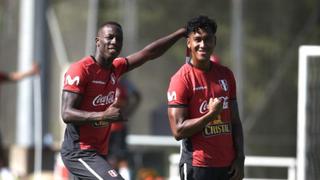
[297,45,320,180]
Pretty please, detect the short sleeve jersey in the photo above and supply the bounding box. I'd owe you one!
[61,56,128,155]
[167,62,236,167]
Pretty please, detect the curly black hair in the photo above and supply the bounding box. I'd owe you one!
[186,15,217,36]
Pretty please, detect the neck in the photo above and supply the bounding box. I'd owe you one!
[94,52,112,69]
[191,59,211,71]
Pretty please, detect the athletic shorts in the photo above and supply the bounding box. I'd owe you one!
[61,149,124,180]
[179,163,230,180]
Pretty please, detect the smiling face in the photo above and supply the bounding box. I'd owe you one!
[95,24,123,66]
[187,28,215,64]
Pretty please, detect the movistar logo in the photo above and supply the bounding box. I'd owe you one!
[167,91,177,101]
[65,75,80,86]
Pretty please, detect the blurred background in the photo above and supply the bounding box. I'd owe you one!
[0,0,319,179]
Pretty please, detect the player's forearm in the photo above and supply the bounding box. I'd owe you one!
[9,64,38,81]
[62,106,123,124]
[175,112,218,140]
[141,28,186,60]
[232,122,245,159]
[9,71,30,81]
[61,108,105,124]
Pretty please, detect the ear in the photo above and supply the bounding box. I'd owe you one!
[187,38,191,49]
[95,37,100,47]
[213,35,217,46]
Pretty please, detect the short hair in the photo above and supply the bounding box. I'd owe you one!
[186,16,217,36]
[97,21,122,36]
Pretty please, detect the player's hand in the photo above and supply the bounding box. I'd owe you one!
[228,156,245,180]
[207,97,223,115]
[179,27,187,38]
[31,63,40,75]
[102,97,125,122]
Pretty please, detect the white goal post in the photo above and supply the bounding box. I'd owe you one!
[297,45,320,180]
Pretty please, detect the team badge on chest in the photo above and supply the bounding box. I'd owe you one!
[218,79,228,92]
[110,73,116,85]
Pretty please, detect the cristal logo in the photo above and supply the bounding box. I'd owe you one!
[92,91,115,106]
[65,75,80,86]
[199,100,208,114]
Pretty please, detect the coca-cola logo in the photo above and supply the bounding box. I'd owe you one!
[199,100,208,114]
[92,91,115,106]
[199,96,229,114]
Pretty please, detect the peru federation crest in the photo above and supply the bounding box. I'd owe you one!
[218,79,228,92]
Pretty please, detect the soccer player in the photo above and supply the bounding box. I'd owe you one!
[0,63,39,178]
[167,16,245,180]
[60,21,186,180]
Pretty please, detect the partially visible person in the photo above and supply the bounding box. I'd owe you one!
[0,63,39,179]
[60,21,186,180]
[0,63,39,83]
[167,16,244,180]
[108,77,141,180]
[136,168,164,180]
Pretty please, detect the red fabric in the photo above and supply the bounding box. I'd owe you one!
[167,62,236,167]
[63,56,128,154]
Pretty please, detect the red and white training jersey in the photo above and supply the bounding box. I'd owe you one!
[62,56,128,155]
[167,61,236,167]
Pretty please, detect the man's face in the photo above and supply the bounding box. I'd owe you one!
[96,25,123,60]
[187,28,215,62]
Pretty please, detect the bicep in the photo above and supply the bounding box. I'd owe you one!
[61,91,82,114]
[168,107,188,133]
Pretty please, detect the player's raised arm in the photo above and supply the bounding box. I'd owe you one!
[126,28,186,71]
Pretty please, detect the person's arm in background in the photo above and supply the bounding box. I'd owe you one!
[120,78,141,117]
[4,63,39,82]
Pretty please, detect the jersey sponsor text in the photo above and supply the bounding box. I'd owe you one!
[65,75,80,86]
[167,91,177,101]
[204,119,231,136]
[92,91,115,106]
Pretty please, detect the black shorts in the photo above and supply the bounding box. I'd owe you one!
[61,149,124,180]
[179,163,230,180]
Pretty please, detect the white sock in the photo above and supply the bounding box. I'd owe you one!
[119,167,131,180]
